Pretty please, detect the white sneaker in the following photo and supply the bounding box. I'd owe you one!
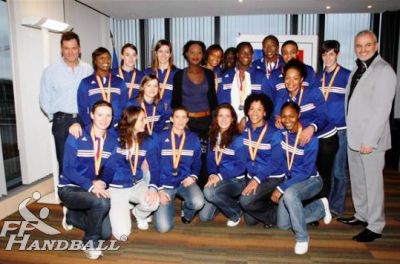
[61,206,73,231]
[132,208,149,230]
[226,218,240,227]
[146,214,153,223]
[294,241,309,255]
[320,198,332,224]
[83,247,103,260]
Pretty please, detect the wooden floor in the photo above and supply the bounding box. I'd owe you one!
[1,170,400,263]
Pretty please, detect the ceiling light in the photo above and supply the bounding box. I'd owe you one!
[326,6,331,10]
[367,5,372,9]
[22,17,73,32]
[238,0,244,3]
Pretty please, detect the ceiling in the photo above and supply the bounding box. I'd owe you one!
[79,0,400,19]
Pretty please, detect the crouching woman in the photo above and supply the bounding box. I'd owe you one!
[104,106,160,240]
[58,100,118,259]
[272,102,332,255]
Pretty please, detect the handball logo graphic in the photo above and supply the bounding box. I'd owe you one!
[0,191,60,240]
[17,191,60,235]
[1,191,120,251]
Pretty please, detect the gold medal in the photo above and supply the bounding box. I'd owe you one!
[238,71,246,109]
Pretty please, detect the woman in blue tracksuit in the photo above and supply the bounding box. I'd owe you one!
[112,43,144,105]
[131,74,171,135]
[239,93,284,228]
[154,107,204,232]
[217,42,265,131]
[58,100,118,259]
[273,59,338,201]
[104,106,160,240]
[143,39,180,105]
[316,40,351,216]
[199,103,247,227]
[272,102,331,255]
[77,47,128,133]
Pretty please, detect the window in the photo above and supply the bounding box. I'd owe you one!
[0,0,21,195]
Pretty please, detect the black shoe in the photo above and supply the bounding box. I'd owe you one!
[337,216,367,226]
[264,223,273,229]
[181,216,191,224]
[308,221,319,227]
[352,228,382,242]
[180,201,191,224]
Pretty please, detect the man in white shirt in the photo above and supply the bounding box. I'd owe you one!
[39,32,92,174]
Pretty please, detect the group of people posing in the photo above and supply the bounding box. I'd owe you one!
[40,29,396,259]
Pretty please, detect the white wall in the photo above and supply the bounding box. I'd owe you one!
[7,0,110,184]
[64,0,111,63]
[325,13,371,70]
[8,0,64,184]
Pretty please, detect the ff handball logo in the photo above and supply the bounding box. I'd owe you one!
[0,191,119,251]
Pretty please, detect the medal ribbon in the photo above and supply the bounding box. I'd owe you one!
[90,128,106,176]
[96,74,112,102]
[291,87,304,117]
[248,124,268,162]
[171,130,186,172]
[322,65,340,101]
[214,133,224,166]
[285,125,303,175]
[129,140,139,176]
[141,102,156,135]
[156,67,171,100]
[119,67,137,99]
[237,71,246,107]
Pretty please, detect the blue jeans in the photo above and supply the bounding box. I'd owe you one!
[52,114,79,175]
[329,129,348,215]
[277,176,324,242]
[58,186,111,247]
[154,183,204,233]
[239,177,283,225]
[200,177,246,222]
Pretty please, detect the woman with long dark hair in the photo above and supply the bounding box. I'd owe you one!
[132,75,171,135]
[104,106,160,240]
[144,39,180,105]
[199,104,246,227]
